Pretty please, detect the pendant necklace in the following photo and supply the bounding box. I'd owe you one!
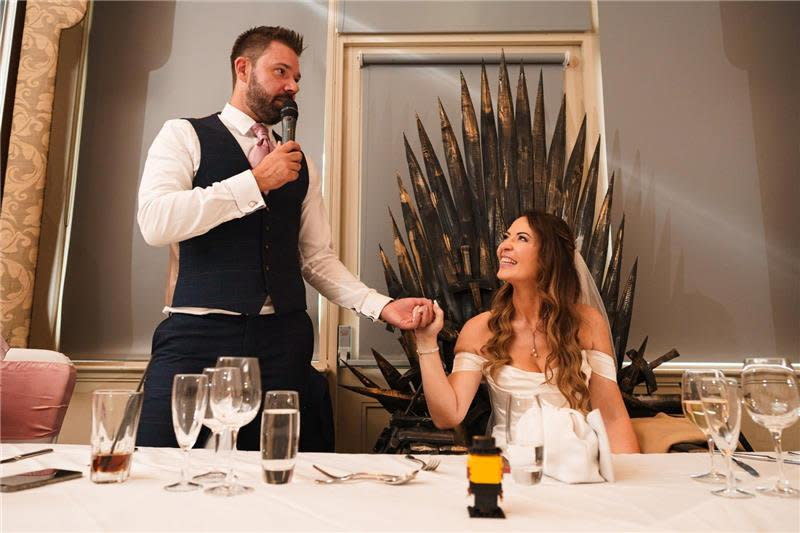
[530,320,541,358]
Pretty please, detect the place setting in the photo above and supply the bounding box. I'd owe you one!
[680,357,800,499]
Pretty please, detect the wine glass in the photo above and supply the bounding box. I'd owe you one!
[261,390,300,484]
[681,370,726,483]
[164,374,208,492]
[504,393,544,486]
[216,357,263,446]
[742,362,799,498]
[700,376,754,499]
[193,368,229,483]
[205,367,243,497]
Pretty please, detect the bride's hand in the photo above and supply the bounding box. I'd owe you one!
[414,301,444,350]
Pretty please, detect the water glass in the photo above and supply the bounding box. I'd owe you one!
[164,374,208,492]
[205,367,244,497]
[742,362,799,498]
[504,394,544,486]
[681,370,727,483]
[90,390,143,483]
[261,390,300,484]
[743,357,791,369]
[193,368,230,482]
[700,377,753,499]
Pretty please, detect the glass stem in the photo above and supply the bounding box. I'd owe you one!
[224,427,239,487]
[724,452,735,494]
[230,426,240,451]
[181,447,190,485]
[706,437,717,473]
[212,430,222,469]
[771,429,786,489]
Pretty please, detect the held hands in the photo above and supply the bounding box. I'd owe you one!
[413,300,444,352]
[253,141,303,192]
[380,298,434,331]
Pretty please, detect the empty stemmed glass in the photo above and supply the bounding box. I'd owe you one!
[681,370,726,483]
[165,374,208,492]
[742,359,799,498]
[193,368,229,483]
[205,367,243,497]
[700,376,753,499]
[216,357,263,450]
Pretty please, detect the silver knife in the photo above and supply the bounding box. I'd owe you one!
[0,448,54,464]
[733,453,800,466]
[731,456,759,477]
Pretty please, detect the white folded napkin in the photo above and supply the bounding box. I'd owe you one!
[500,403,614,484]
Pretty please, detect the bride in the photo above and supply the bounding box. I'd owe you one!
[413,211,640,453]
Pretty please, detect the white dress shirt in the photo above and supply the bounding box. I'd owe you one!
[137,103,391,320]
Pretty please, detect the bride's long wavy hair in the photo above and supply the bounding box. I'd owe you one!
[483,211,591,412]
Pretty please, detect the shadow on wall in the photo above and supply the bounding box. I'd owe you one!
[609,133,737,358]
[60,1,176,355]
[719,2,800,360]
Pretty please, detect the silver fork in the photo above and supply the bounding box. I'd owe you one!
[404,454,441,471]
[313,465,419,485]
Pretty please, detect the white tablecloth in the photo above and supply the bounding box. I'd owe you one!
[1,444,798,532]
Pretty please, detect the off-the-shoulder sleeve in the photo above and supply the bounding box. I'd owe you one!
[585,350,617,382]
[452,352,487,373]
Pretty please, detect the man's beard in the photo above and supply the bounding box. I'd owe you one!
[246,76,291,125]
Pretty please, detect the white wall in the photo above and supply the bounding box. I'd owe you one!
[599,1,799,362]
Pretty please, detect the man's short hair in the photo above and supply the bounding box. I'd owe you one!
[230,26,304,85]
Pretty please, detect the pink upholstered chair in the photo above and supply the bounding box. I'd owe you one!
[0,348,77,443]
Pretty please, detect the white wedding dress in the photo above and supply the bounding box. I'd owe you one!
[451,349,618,440]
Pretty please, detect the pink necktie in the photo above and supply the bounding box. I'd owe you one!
[247,123,274,167]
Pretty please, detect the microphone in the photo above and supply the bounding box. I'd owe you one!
[280,100,298,142]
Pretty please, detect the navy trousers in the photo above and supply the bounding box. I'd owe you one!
[136,311,333,452]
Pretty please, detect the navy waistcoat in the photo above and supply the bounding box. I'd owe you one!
[171,113,308,314]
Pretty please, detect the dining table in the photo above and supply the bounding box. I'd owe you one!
[1,443,798,531]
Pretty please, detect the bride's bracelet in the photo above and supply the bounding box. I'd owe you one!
[417,346,440,356]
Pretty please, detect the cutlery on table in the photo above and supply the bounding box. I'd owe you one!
[0,448,54,464]
[732,453,800,466]
[404,455,441,471]
[312,464,419,485]
[730,456,759,477]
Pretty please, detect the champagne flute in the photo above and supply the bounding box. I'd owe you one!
[742,362,799,498]
[681,370,726,483]
[193,368,229,482]
[700,377,753,499]
[205,367,243,497]
[164,374,208,492]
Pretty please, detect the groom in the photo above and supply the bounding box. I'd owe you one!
[136,26,433,451]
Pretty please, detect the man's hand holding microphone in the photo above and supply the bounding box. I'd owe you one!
[253,99,301,193]
[253,141,302,192]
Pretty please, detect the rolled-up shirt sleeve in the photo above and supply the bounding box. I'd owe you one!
[137,119,264,247]
[299,159,392,321]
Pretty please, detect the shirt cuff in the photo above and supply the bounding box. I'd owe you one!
[226,170,265,214]
[361,292,393,322]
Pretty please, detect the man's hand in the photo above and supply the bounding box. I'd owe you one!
[380,298,434,330]
[252,141,303,192]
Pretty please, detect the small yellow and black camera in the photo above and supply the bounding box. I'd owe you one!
[466,435,505,519]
